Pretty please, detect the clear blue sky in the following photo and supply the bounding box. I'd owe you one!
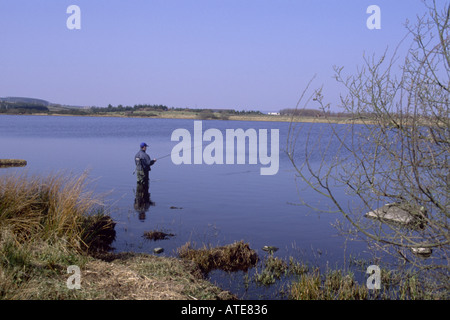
[0,0,441,112]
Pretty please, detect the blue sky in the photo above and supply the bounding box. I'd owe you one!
[0,0,442,112]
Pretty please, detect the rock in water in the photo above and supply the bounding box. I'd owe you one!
[262,246,279,253]
[411,247,432,258]
[153,247,164,254]
[365,203,426,226]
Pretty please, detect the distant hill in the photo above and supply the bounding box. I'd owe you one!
[0,97,50,106]
[0,96,86,111]
[0,96,90,115]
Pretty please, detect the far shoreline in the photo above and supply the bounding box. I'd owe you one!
[0,111,362,125]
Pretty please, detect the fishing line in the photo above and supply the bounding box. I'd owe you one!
[156,143,205,161]
[133,144,204,174]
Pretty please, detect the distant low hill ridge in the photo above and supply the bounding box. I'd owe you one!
[0,96,86,113]
[0,96,50,106]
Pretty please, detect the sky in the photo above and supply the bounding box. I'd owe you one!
[0,0,443,112]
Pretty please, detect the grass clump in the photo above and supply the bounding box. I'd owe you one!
[143,230,175,241]
[178,240,258,275]
[289,268,368,300]
[254,256,310,286]
[288,266,448,300]
[0,171,113,251]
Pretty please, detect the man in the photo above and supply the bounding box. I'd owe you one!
[135,142,156,185]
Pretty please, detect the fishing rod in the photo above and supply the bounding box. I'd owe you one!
[133,144,204,174]
[156,143,205,161]
[156,152,175,161]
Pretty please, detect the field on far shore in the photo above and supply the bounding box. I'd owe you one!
[22,109,356,124]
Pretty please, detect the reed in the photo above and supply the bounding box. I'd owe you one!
[0,171,109,251]
[289,268,368,300]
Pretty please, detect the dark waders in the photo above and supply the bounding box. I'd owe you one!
[136,169,149,186]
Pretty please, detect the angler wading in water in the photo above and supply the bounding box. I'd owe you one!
[135,142,157,186]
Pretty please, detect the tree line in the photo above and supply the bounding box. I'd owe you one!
[0,100,266,117]
[279,108,350,118]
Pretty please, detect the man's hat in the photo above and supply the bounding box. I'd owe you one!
[140,142,148,148]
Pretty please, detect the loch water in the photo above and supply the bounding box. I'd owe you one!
[0,115,370,299]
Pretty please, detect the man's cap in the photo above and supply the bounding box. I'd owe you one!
[140,142,148,148]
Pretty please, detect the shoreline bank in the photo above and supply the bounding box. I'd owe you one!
[0,112,359,124]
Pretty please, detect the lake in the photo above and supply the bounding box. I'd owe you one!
[0,114,370,298]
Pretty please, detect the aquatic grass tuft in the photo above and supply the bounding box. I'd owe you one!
[289,268,368,300]
[177,240,258,275]
[143,229,175,241]
[254,256,310,286]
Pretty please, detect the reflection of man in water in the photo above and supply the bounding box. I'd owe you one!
[134,181,155,221]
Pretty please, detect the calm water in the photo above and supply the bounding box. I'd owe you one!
[0,115,369,298]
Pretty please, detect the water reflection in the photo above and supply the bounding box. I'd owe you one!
[134,181,155,221]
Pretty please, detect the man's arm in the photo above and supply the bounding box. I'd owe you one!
[143,153,156,170]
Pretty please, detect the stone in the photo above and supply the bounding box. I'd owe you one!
[262,246,279,253]
[365,203,426,226]
[411,247,432,258]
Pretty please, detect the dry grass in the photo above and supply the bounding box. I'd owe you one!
[177,241,258,275]
[114,253,234,299]
[0,234,234,300]
[0,171,107,250]
[75,253,235,300]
